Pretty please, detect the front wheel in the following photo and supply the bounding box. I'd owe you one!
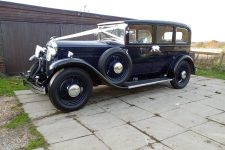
[28,61,39,77]
[49,68,93,112]
[170,61,191,89]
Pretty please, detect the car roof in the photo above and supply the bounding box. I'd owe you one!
[98,20,191,31]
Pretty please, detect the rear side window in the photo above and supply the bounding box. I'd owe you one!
[176,27,189,43]
[156,26,173,44]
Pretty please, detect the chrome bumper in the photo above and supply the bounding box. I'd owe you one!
[20,73,46,94]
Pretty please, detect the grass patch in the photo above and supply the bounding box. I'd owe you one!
[196,68,225,80]
[4,112,47,149]
[1,75,46,149]
[0,76,28,96]
[26,127,48,150]
[4,112,30,129]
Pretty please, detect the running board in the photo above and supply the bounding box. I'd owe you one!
[123,78,173,89]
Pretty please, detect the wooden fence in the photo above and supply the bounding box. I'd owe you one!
[0,1,129,74]
[193,51,225,67]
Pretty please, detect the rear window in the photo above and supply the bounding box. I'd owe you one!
[176,27,189,43]
[156,26,173,44]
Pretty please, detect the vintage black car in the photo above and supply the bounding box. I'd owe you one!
[22,20,195,112]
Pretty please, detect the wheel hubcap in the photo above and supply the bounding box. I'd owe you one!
[181,71,187,79]
[113,62,123,74]
[68,84,81,97]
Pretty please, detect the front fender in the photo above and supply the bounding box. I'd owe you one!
[49,58,127,89]
[49,58,92,71]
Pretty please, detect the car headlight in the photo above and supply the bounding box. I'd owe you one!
[35,45,46,58]
[46,42,57,61]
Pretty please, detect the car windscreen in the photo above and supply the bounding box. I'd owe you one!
[98,23,127,45]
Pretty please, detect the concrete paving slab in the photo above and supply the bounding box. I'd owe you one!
[33,148,44,150]
[199,79,225,86]
[141,88,171,99]
[23,100,57,119]
[203,83,225,91]
[120,96,151,106]
[209,93,225,101]
[88,94,114,105]
[37,118,92,144]
[176,91,209,102]
[16,94,49,103]
[203,95,225,111]
[96,98,131,112]
[28,110,58,120]
[118,92,149,102]
[110,106,154,122]
[70,104,105,118]
[161,108,208,128]
[181,101,223,117]
[192,121,225,145]
[118,85,169,102]
[14,76,225,150]
[208,112,225,124]
[163,131,225,150]
[49,135,109,150]
[105,87,130,97]
[33,113,67,127]
[77,112,125,131]
[87,86,114,104]
[139,143,172,150]
[163,87,190,95]
[132,116,186,141]
[23,100,55,112]
[95,124,154,150]
[14,90,34,95]
[135,95,186,114]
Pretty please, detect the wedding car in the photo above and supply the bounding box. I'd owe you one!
[21,20,195,112]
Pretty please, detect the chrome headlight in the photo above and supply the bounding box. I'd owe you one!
[35,45,45,58]
[46,41,57,61]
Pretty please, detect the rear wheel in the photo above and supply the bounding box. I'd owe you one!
[170,61,191,89]
[49,68,93,112]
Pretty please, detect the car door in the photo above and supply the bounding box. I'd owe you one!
[125,24,155,75]
[151,25,175,74]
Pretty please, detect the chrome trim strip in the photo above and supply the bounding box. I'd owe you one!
[128,79,172,89]
[29,55,36,61]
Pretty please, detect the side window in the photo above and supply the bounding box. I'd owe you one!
[176,27,189,43]
[129,25,152,44]
[156,26,173,44]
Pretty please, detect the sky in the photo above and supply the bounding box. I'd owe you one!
[3,0,225,42]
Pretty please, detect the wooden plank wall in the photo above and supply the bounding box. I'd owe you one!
[0,1,128,74]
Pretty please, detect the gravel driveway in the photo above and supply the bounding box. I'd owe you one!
[0,97,32,150]
[15,75,225,150]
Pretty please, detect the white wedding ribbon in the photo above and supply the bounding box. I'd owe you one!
[52,24,127,44]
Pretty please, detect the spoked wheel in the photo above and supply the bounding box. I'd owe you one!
[105,53,129,81]
[170,61,191,89]
[49,68,92,112]
[98,48,132,85]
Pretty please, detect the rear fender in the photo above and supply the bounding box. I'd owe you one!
[168,55,196,78]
